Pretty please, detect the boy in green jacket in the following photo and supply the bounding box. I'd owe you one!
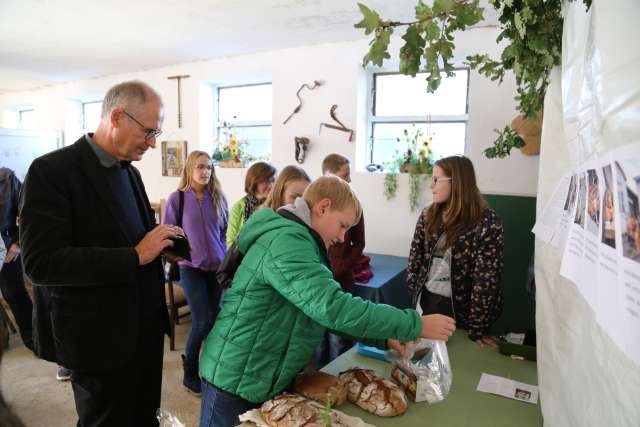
[198,176,455,427]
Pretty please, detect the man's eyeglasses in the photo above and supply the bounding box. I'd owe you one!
[431,176,452,185]
[123,110,162,142]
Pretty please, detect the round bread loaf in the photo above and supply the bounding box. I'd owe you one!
[294,372,348,406]
[260,394,348,427]
[339,368,408,417]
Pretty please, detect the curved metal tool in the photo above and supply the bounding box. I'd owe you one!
[283,80,323,125]
[319,104,354,142]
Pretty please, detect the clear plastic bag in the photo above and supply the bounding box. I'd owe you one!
[387,339,452,404]
[156,409,186,427]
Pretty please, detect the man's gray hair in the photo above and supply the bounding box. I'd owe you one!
[101,81,162,118]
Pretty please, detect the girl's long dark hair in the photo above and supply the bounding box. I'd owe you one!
[424,156,486,248]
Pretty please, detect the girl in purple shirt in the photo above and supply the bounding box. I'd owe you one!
[163,151,228,395]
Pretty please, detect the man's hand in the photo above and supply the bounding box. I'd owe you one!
[4,243,20,263]
[420,314,456,341]
[134,224,182,265]
[475,336,498,347]
[387,339,409,357]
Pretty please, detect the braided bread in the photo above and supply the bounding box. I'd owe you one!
[339,368,408,417]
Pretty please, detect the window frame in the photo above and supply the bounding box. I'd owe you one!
[215,82,272,141]
[18,108,35,129]
[365,68,470,166]
[81,100,103,132]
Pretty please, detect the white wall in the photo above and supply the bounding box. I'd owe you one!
[0,28,538,256]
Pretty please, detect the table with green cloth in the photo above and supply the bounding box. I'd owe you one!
[321,331,542,426]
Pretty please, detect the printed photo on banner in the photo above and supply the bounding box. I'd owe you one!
[574,173,587,228]
[586,169,600,236]
[615,158,640,264]
[514,388,532,401]
[601,165,616,249]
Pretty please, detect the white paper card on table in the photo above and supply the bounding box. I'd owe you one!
[476,373,539,404]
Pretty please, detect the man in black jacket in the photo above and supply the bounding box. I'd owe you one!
[19,81,181,427]
[0,167,32,351]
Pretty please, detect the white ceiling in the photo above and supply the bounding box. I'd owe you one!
[0,0,498,94]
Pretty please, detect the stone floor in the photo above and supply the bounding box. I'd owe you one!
[1,317,201,427]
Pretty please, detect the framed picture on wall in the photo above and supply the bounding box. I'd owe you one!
[161,140,187,177]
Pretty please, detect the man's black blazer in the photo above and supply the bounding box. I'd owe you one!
[19,136,169,372]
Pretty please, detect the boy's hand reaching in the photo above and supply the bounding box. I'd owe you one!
[387,339,409,357]
[420,314,456,341]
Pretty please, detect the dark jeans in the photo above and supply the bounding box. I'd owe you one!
[179,267,222,365]
[70,311,165,427]
[314,332,353,369]
[419,289,454,318]
[0,256,33,350]
[199,381,259,427]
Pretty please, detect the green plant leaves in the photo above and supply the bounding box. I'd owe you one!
[354,3,380,35]
[400,25,425,76]
[514,11,526,38]
[363,27,393,67]
[356,0,485,94]
[484,126,526,159]
[455,3,483,27]
[356,0,590,160]
[433,0,455,14]
[384,173,399,200]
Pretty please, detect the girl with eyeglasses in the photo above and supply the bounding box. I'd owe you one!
[163,151,228,394]
[406,155,504,346]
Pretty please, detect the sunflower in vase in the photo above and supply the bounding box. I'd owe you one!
[386,125,435,175]
[212,121,252,167]
[383,124,436,211]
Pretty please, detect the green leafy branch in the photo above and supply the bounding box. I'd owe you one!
[484,126,525,159]
[356,0,483,92]
[356,0,591,158]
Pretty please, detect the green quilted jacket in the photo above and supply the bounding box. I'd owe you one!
[199,207,422,403]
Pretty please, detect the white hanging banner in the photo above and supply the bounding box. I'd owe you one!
[557,142,640,364]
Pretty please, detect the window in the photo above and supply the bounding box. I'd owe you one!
[82,101,103,132]
[18,108,35,129]
[367,69,469,167]
[216,83,272,160]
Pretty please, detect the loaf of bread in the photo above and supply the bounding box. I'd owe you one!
[260,394,349,427]
[293,372,348,406]
[339,368,408,417]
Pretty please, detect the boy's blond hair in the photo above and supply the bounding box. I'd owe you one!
[321,153,350,174]
[303,176,362,223]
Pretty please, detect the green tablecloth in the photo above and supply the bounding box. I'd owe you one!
[321,332,542,426]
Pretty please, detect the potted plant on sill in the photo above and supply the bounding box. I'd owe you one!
[383,124,435,211]
[212,121,252,168]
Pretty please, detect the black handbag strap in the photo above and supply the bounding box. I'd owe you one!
[177,190,184,228]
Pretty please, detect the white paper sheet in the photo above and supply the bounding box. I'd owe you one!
[532,173,572,244]
[476,373,539,405]
[612,144,640,365]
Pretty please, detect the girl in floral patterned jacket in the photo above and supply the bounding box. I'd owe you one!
[406,155,504,345]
